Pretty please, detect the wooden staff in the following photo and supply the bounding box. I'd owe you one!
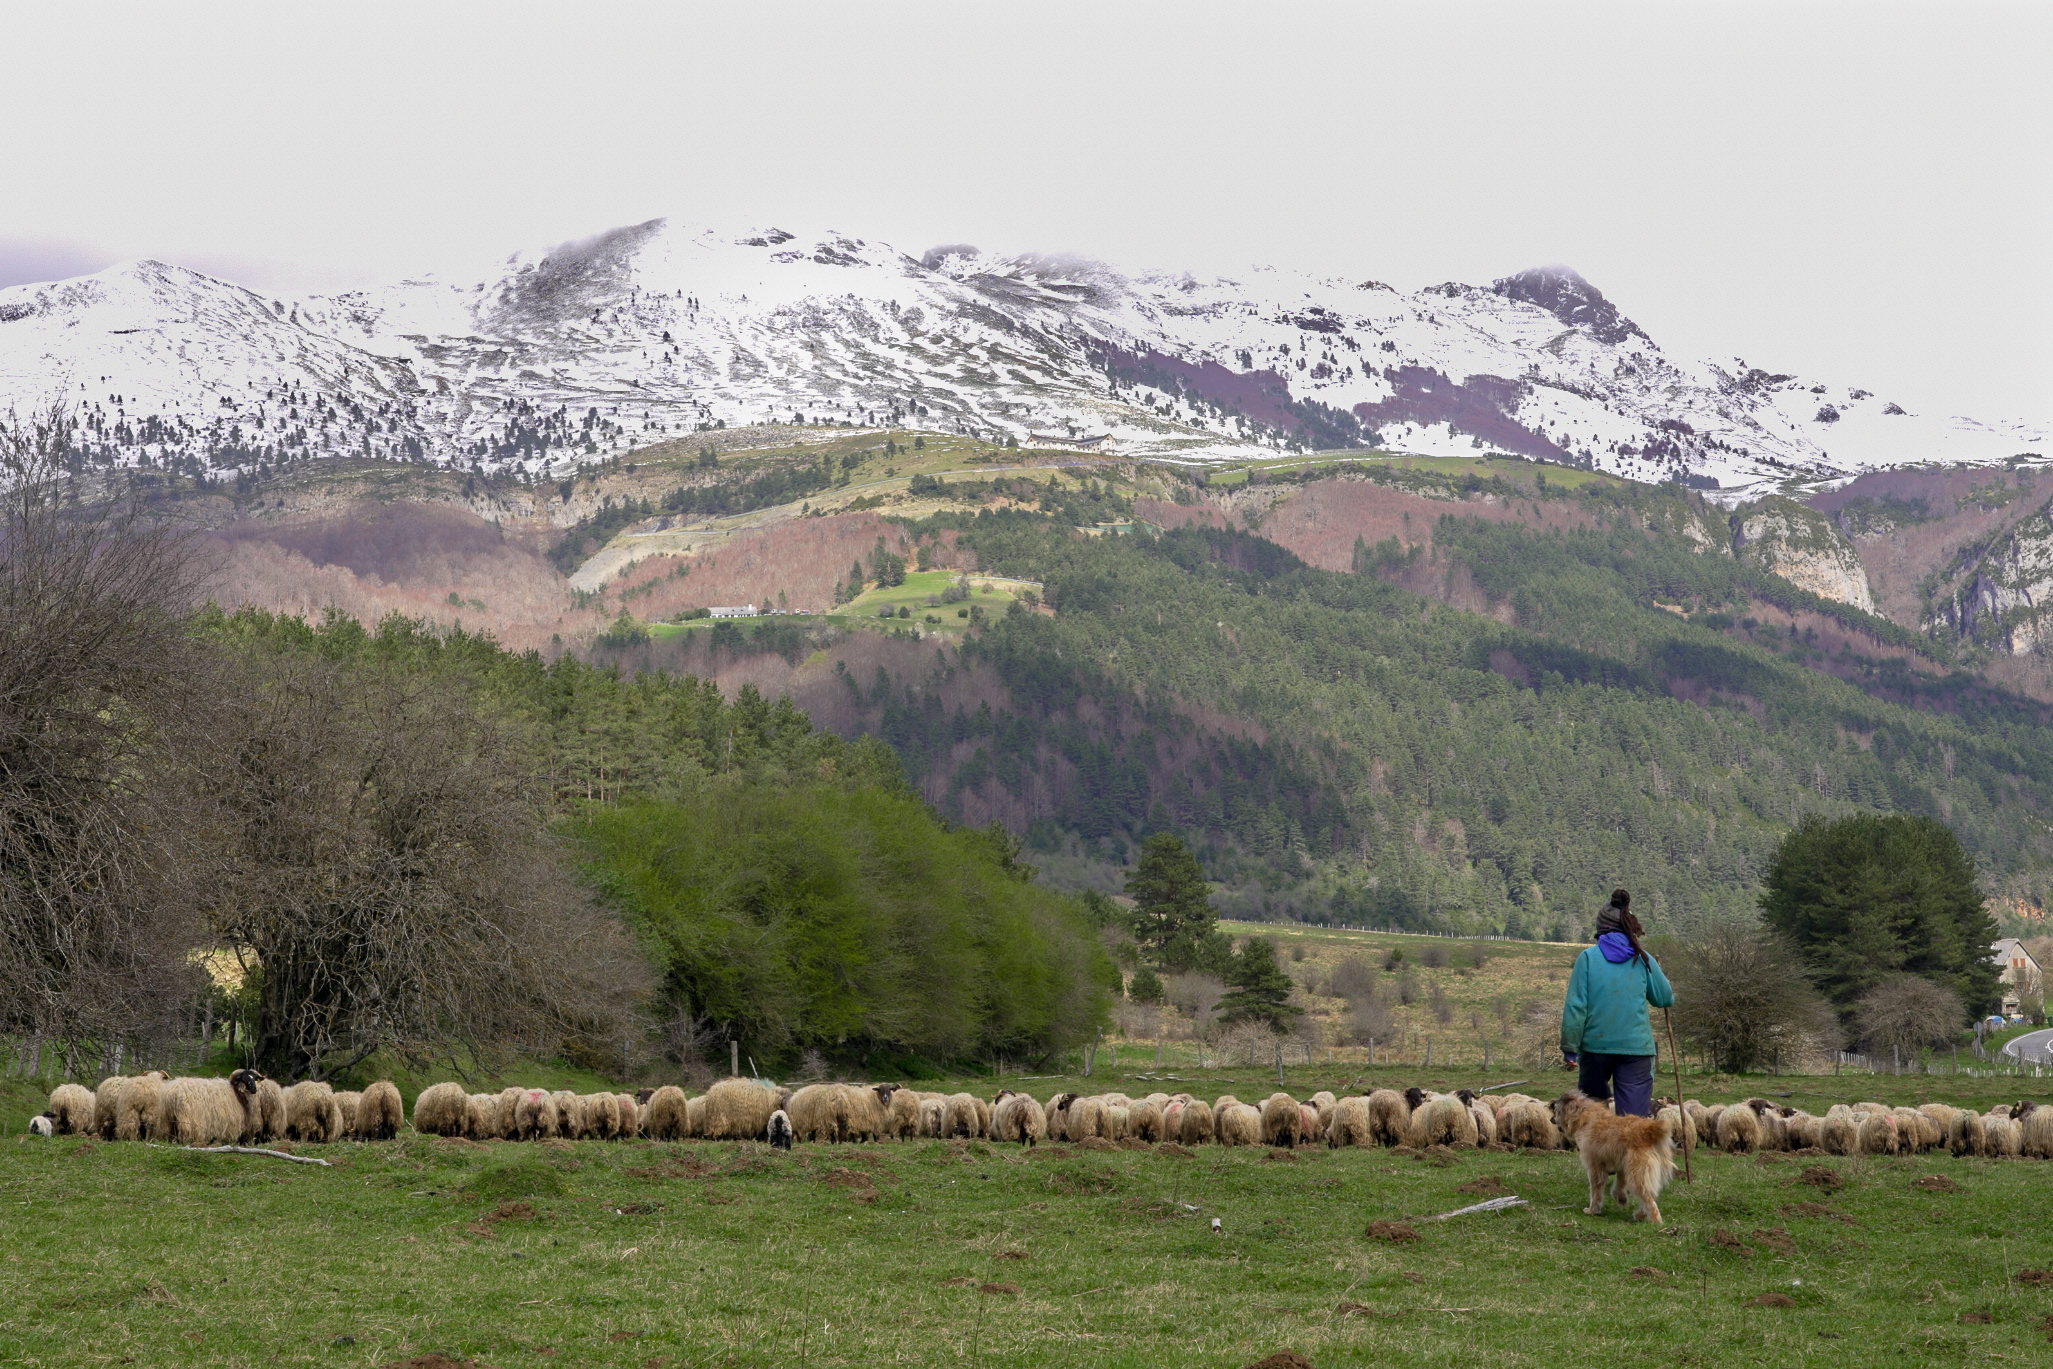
[1664,1007,1691,1183]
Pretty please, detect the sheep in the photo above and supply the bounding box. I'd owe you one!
[1174,1098,1215,1146]
[642,1086,689,1141]
[285,1081,344,1143]
[160,1073,255,1146]
[1457,1090,1498,1146]
[412,1081,470,1137]
[1365,1089,1411,1146]
[332,1091,362,1137]
[1851,1101,1890,1117]
[1327,1095,1375,1148]
[30,1113,54,1137]
[1949,1108,1987,1157]
[46,1084,95,1136]
[465,1093,503,1140]
[934,1091,982,1139]
[783,1084,844,1143]
[2014,1100,2052,1159]
[918,1096,949,1139]
[113,1071,170,1141]
[1782,1110,1823,1150]
[1715,1103,1761,1154]
[1889,1106,1930,1153]
[1215,1102,1261,1147]
[581,1092,623,1141]
[1310,1091,1338,1129]
[882,1085,921,1140]
[1918,1102,1961,1134]
[1819,1113,1859,1156]
[551,1091,587,1140]
[1655,1103,1695,1152]
[1680,1099,1713,1142]
[1066,1095,1110,1141]
[1118,1094,1162,1141]
[698,1077,786,1141]
[614,1093,641,1138]
[1983,1112,2022,1158]
[973,1095,994,1137]
[767,1109,794,1150]
[842,1085,892,1142]
[991,1090,1047,1146]
[685,1094,708,1137]
[1698,1105,1726,1145]
[1500,1098,1564,1150]
[1104,1103,1132,1142]
[493,1087,525,1138]
[1405,1091,1478,1149]
[1295,1101,1322,1142]
[1743,1099,1787,1150]
[1855,1112,1899,1155]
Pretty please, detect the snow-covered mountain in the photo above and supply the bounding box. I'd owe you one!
[0,218,2042,493]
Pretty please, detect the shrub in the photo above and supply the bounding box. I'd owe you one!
[1128,965,1165,1004]
[1854,975,1966,1056]
[1662,923,1838,1073]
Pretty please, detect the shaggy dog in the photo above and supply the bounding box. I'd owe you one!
[1551,1092,1676,1225]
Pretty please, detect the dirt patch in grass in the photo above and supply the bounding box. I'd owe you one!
[1793,1165,1845,1191]
[1153,1142,1193,1158]
[1915,1175,1963,1194]
[1781,1202,1855,1225]
[1365,1220,1419,1243]
[1264,1148,1300,1163]
[1334,1301,1399,1318]
[822,1168,879,1202]
[978,1282,1019,1296]
[1710,1229,1752,1254]
[2016,1269,2053,1288]
[1750,1227,1795,1255]
[1455,1175,1509,1196]
[1242,1354,1314,1369]
[1749,1293,1797,1308]
[381,1357,495,1369]
[1627,1266,1673,1285]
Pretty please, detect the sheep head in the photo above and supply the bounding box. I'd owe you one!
[1404,1087,1426,1110]
[229,1069,261,1102]
[1455,1088,1476,1106]
[635,1088,655,1105]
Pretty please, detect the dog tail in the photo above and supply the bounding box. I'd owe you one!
[1623,1116,1676,1200]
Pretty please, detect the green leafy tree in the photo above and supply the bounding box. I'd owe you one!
[1125,833,1224,971]
[1761,813,1999,1024]
[1217,936,1302,1033]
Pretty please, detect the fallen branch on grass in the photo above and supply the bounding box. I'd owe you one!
[185,1145,333,1167]
[1425,1195,1527,1221]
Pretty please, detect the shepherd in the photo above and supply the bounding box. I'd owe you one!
[1559,889,1673,1117]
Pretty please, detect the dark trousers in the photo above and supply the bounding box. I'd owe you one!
[1578,1052,1656,1117]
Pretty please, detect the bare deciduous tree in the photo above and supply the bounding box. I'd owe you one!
[1854,975,1965,1058]
[0,404,212,1067]
[196,644,649,1079]
[1662,923,1839,1073]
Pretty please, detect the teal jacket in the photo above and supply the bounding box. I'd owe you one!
[1560,944,1674,1057]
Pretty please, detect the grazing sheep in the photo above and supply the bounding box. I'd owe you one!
[1742,1099,1787,1150]
[550,1091,587,1140]
[2014,1100,2052,1159]
[1212,1093,1242,1118]
[1215,1102,1261,1147]
[1949,1108,1987,1157]
[1104,1103,1132,1141]
[30,1114,54,1137]
[1819,1113,1859,1156]
[1851,1101,1890,1117]
[92,1076,129,1139]
[465,1093,502,1140]
[1983,1112,2022,1158]
[642,1086,689,1141]
[1889,1106,1929,1153]
[1681,1099,1713,1142]
[1457,1090,1498,1146]
[492,1087,524,1137]
[161,1074,253,1146]
[1697,1105,1727,1145]
[991,1090,1047,1146]
[698,1077,786,1141]
[46,1084,95,1136]
[1366,1089,1412,1146]
[882,1085,920,1140]
[1501,1098,1564,1150]
[1856,1112,1899,1155]
[581,1092,623,1140]
[842,1085,892,1142]
[1655,1104,1695,1152]
[412,1082,471,1138]
[685,1094,708,1137]
[1175,1098,1215,1146]
[940,1092,986,1139]
[918,1096,949,1139]
[1405,1092,1478,1149]
[783,1084,844,1144]
[1327,1095,1375,1148]
[332,1091,362,1137]
[1064,1095,1108,1141]
[1259,1094,1308,1148]
[1918,1102,1960,1133]
[1715,1103,1761,1154]
[114,1071,170,1141]
[1126,1098,1164,1143]
[1783,1110,1823,1150]
[512,1089,559,1141]
[285,1081,344,1143]
[614,1093,641,1138]
[1310,1091,1338,1128]
[767,1109,794,1150]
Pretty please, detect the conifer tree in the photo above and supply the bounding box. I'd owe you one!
[1218,936,1302,1033]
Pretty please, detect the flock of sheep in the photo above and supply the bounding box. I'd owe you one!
[32,1071,2053,1161]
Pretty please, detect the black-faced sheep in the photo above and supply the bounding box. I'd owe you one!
[30,1113,54,1137]
[1457,1090,1498,1146]
[991,1090,1047,1146]
[1742,1099,1787,1150]
[767,1108,794,1149]
[46,1084,95,1136]
[641,1086,688,1141]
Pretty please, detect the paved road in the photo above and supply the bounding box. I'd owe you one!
[2000,1027,2053,1064]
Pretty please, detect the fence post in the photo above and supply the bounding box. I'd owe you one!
[1426,1038,1433,1068]
[730,1040,739,1078]
[1275,1043,1284,1087]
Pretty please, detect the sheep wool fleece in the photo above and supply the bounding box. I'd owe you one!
[1559,943,1674,1058]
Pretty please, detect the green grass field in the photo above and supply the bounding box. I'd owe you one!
[7,1066,2051,1368]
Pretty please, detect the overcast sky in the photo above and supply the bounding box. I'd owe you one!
[2,2,2045,417]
